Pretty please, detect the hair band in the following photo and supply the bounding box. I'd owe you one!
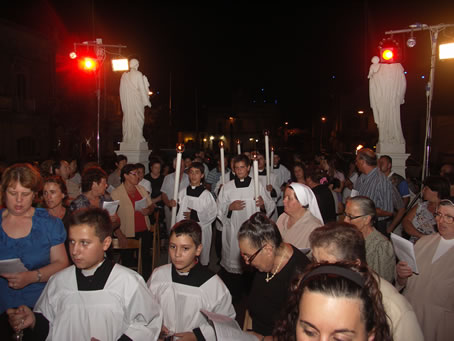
[302,264,365,288]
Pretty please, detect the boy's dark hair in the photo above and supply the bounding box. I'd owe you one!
[233,154,250,167]
[81,166,107,193]
[188,161,205,174]
[69,207,113,241]
[120,164,138,183]
[170,220,202,247]
[115,154,127,165]
[135,163,146,171]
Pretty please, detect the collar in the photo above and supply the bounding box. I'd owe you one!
[76,259,115,291]
[229,172,236,181]
[171,262,215,287]
[234,176,251,188]
[258,169,266,176]
[187,184,205,197]
[273,164,280,169]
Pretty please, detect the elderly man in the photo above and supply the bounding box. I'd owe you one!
[309,222,424,341]
[354,148,394,234]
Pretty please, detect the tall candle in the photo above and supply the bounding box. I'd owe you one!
[219,140,225,185]
[270,146,274,173]
[171,143,184,228]
[264,130,270,185]
[236,139,241,155]
[251,151,259,201]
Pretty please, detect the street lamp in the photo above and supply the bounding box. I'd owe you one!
[385,23,454,181]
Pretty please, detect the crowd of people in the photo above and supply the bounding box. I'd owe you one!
[0,147,453,340]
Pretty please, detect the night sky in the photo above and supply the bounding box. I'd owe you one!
[2,1,454,131]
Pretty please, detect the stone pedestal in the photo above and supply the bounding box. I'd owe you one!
[376,142,410,178]
[115,141,151,172]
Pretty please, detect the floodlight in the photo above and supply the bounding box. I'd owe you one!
[439,43,454,60]
[112,58,129,71]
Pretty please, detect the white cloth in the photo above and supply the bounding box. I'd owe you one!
[119,60,151,143]
[272,164,291,206]
[161,172,190,232]
[377,275,424,341]
[148,264,235,340]
[251,171,281,221]
[289,182,324,224]
[176,187,217,265]
[368,59,406,145]
[217,178,275,273]
[139,178,152,194]
[34,264,162,341]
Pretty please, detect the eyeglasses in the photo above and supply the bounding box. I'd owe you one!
[128,172,138,176]
[243,245,265,264]
[434,212,454,224]
[343,212,368,220]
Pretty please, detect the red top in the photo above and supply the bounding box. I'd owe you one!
[127,188,147,233]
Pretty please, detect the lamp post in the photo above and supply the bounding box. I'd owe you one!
[70,39,127,163]
[384,23,454,181]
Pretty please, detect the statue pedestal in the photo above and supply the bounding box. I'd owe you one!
[376,142,410,178]
[115,141,151,173]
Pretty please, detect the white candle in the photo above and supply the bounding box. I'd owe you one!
[253,159,259,200]
[270,146,274,174]
[171,144,184,228]
[237,140,241,155]
[219,141,225,185]
[264,131,270,185]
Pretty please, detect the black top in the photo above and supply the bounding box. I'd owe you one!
[145,174,164,199]
[247,245,310,336]
[312,184,336,223]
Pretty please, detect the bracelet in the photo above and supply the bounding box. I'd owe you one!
[36,269,42,283]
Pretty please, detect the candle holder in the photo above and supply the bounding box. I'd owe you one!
[176,143,185,153]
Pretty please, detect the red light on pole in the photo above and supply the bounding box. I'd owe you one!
[79,57,98,71]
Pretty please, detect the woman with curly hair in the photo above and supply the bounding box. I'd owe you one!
[274,262,393,341]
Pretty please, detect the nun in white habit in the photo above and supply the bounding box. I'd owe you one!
[276,182,324,249]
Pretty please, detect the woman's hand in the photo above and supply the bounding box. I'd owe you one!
[7,305,35,331]
[1,271,35,290]
[396,261,413,286]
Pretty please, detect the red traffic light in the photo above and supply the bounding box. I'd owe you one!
[380,47,399,63]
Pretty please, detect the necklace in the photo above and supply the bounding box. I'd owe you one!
[265,246,288,282]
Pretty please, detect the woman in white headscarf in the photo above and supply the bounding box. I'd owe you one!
[276,183,324,249]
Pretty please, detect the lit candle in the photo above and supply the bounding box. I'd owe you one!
[251,151,259,201]
[236,139,241,155]
[219,140,225,185]
[171,143,185,228]
[270,146,274,173]
[264,130,270,185]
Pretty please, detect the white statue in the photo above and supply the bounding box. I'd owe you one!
[368,56,406,145]
[119,59,151,144]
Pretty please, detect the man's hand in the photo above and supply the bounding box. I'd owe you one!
[255,196,265,208]
[229,200,246,211]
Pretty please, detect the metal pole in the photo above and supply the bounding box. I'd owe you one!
[96,69,101,164]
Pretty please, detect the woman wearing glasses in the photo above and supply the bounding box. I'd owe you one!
[397,199,454,340]
[238,212,310,341]
[344,196,396,283]
[402,175,450,243]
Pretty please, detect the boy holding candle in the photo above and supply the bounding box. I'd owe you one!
[216,154,275,302]
[176,162,217,266]
[148,220,235,340]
